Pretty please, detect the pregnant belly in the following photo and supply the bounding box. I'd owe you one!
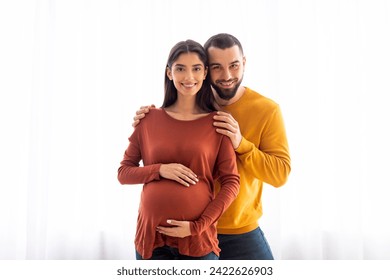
[139,179,212,226]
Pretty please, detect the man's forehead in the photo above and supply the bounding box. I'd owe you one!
[208,45,242,63]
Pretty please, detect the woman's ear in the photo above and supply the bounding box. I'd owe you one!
[166,67,173,80]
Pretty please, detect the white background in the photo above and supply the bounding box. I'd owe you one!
[1,0,389,260]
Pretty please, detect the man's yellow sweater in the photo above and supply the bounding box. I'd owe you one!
[215,87,291,234]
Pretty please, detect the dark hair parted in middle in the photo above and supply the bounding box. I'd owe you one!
[162,40,216,112]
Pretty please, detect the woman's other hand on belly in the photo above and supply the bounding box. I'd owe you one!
[156,220,191,238]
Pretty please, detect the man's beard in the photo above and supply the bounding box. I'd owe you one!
[211,76,243,101]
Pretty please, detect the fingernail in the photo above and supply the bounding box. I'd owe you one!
[167,220,171,224]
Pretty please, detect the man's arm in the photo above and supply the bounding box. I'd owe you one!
[213,107,291,187]
[236,105,290,187]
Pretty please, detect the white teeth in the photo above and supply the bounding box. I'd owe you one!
[183,84,195,88]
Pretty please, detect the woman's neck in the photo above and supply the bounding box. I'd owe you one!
[164,96,208,120]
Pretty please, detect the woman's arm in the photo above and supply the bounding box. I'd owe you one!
[118,126,198,186]
[117,127,162,185]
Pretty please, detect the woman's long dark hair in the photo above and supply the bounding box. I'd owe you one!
[162,40,216,112]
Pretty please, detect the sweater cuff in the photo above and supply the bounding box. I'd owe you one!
[234,137,253,155]
[149,163,162,181]
[189,219,208,236]
[189,221,197,235]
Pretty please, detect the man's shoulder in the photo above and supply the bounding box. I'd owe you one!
[244,87,279,110]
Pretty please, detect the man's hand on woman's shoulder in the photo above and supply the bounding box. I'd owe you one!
[132,105,156,127]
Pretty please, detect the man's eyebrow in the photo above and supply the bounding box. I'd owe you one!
[209,60,240,66]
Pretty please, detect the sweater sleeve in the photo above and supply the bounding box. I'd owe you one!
[235,104,291,187]
[189,136,240,235]
[117,126,161,185]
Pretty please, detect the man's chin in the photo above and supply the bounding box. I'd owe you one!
[220,92,236,100]
[212,79,243,101]
[214,86,238,101]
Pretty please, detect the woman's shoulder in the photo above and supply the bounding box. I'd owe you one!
[148,107,162,114]
[133,107,162,131]
[144,107,165,119]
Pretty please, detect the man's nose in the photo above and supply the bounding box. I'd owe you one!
[221,69,232,80]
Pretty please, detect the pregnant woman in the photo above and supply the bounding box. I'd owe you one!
[117,39,240,260]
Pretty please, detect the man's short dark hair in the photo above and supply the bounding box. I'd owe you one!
[204,33,244,55]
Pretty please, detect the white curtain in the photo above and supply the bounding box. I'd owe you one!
[1,0,389,260]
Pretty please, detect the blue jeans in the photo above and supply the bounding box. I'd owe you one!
[136,246,218,260]
[218,227,274,260]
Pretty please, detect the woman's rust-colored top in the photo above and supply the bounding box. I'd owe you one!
[118,108,240,259]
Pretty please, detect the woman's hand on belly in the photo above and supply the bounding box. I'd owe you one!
[156,220,191,238]
[159,163,199,187]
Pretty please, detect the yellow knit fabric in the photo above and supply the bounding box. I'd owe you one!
[216,87,291,234]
